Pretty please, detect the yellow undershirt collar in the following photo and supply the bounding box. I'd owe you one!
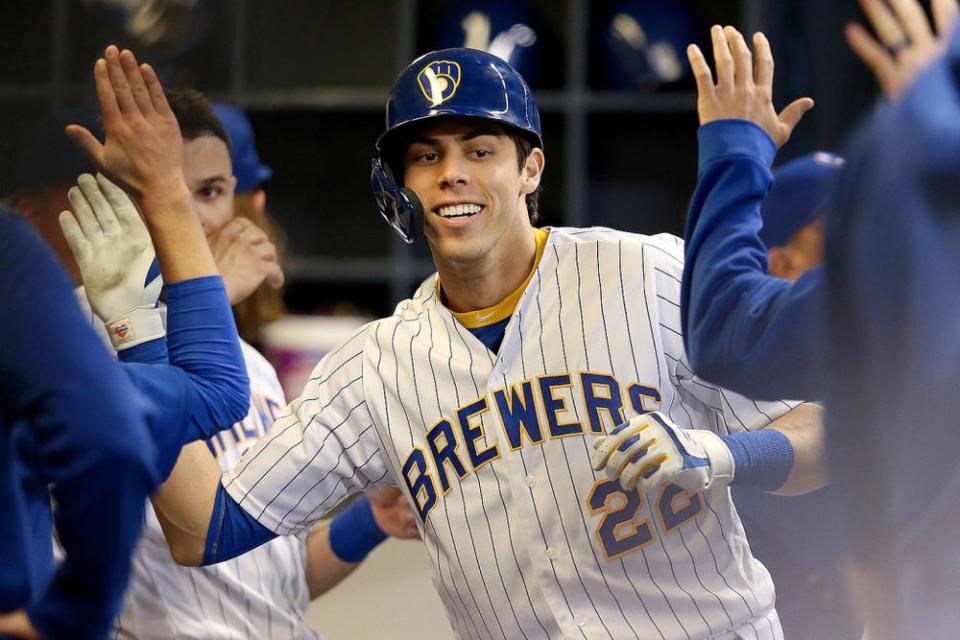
[441,227,549,329]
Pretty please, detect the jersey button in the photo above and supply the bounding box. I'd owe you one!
[525,474,536,487]
[545,547,559,561]
[575,616,589,628]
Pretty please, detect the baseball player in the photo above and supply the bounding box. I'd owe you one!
[115,46,829,639]
[681,0,958,401]
[0,50,259,637]
[112,90,418,639]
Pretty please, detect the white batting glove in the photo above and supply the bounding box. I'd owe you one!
[591,412,735,493]
[58,173,164,351]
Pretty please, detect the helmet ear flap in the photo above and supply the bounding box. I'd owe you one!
[371,158,425,243]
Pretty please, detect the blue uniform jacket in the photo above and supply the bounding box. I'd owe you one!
[0,212,248,639]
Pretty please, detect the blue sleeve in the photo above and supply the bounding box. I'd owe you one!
[202,484,277,565]
[122,276,249,481]
[681,120,824,400]
[0,212,157,640]
[825,30,960,579]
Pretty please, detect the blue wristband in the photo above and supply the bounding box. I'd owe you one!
[720,429,794,491]
[329,495,388,563]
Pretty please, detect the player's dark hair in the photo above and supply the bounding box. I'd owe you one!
[511,134,541,225]
[166,88,232,153]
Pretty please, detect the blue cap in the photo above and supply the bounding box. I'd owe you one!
[212,104,272,193]
[760,151,845,248]
[377,47,542,154]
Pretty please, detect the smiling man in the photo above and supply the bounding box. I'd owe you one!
[150,48,826,639]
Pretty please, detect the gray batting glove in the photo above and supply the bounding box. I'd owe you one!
[59,173,164,350]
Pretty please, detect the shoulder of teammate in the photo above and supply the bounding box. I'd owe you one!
[0,211,155,465]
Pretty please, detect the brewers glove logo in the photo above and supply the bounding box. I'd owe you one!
[417,60,461,106]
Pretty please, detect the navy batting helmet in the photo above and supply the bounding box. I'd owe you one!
[371,47,542,242]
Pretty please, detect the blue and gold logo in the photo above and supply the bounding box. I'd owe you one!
[417,60,461,106]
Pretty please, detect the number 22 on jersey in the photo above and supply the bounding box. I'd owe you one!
[587,480,702,560]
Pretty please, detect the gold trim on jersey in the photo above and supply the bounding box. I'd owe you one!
[440,227,550,329]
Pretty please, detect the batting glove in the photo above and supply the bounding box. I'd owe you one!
[591,412,735,493]
[59,173,163,350]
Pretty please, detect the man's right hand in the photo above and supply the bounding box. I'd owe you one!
[686,25,814,149]
[209,217,284,305]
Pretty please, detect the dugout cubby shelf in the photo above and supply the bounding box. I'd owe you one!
[0,0,758,318]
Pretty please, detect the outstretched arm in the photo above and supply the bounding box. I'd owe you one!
[681,26,821,400]
[592,403,826,498]
[64,49,249,477]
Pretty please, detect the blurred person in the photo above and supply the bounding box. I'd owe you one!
[0,209,156,640]
[681,0,959,636]
[733,152,861,640]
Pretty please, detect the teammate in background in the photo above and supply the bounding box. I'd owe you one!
[680,0,958,401]
[112,90,418,639]
[680,2,960,636]
[128,45,828,638]
[0,211,155,640]
[825,21,960,640]
[211,103,288,346]
[734,152,861,640]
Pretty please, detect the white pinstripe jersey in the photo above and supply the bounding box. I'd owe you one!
[115,341,317,640]
[223,227,799,640]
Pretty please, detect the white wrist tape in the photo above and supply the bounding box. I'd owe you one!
[105,306,166,351]
[697,430,736,489]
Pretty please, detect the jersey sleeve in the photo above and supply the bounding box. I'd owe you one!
[682,120,824,401]
[221,325,390,537]
[643,231,803,434]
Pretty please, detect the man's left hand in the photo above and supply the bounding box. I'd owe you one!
[368,486,420,540]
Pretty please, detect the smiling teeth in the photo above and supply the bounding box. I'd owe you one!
[437,204,482,218]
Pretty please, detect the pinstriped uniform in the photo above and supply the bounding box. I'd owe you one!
[115,341,316,640]
[223,228,797,639]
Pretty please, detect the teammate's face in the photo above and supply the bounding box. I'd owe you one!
[182,135,236,236]
[402,117,544,267]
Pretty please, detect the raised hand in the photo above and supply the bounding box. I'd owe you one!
[209,217,284,305]
[66,46,184,199]
[845,0,959,97]
[687,25,814,149]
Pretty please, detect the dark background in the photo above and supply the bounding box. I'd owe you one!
[0,0,882,317]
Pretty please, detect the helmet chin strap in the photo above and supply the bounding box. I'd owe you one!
[370,158,425,243]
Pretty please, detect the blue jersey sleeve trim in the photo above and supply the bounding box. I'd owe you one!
[202,483,277,566]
